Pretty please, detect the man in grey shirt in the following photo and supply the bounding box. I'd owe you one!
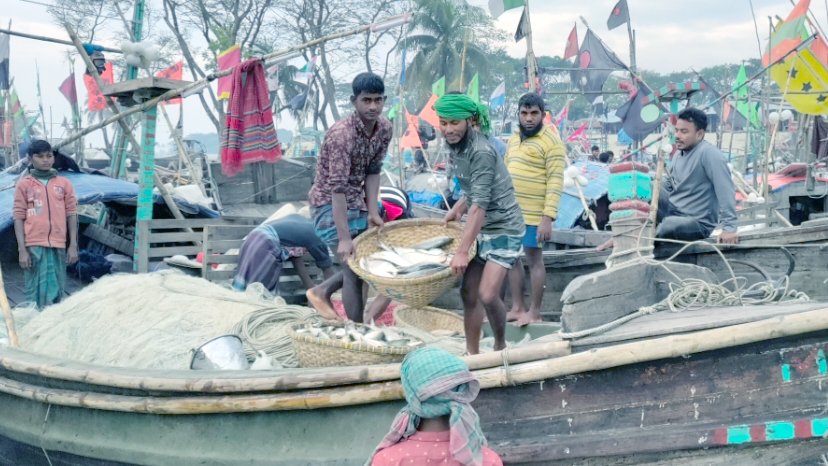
[659,108,738,244]
[599,108,738,251]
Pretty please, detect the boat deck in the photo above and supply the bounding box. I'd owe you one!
[1,260,85,308]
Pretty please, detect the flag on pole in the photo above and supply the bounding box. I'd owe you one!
[0,30,9,91]
[567,122,587,142]
[59,73,78,106]
[571,29,626,104]
[217,44,240,100]
[399,48,407,86]
[418,94,440,128]
[515,7,529,43]
[83,63,114,111]
[36,62,46,137]
[563,25,579,61]
[615,82,666,140]
[488,0,524,20]
[607,0,630,31]
[400,112,422,149]
[432,76,446,97]
[490,81,506,109]
[296,56,318,83]
[762,0,828,115]
[155,61,183,104]
[731,63,759,125]
[467,73,480,102]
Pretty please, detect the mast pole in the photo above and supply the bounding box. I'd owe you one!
[626,2,636,72]
[524,0,537,93]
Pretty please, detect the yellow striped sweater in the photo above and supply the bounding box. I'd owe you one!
[505,125,566,226]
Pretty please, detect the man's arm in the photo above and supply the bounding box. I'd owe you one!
[13,219,30,269]
[67,214,78,265]
[539,139,567,242]
[365,174,382,228]
[703,148,739,242]
[331,193,354,261]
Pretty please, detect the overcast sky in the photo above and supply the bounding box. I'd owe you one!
[2,0,822,151]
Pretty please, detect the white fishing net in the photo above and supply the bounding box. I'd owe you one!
[17,270,315,370]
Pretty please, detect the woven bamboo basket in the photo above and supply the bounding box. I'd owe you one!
[393,306,465,335]
[286,322,413,367]
[348,219,477,309]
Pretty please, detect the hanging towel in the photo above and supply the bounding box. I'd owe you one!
[220,58,281,176]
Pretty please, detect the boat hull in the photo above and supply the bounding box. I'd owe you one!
[3,331,828,465]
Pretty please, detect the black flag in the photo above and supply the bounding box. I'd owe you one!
[607,0,630,31]
[570,29,626,104]
[515,7,529,43]
[616,82,666,140]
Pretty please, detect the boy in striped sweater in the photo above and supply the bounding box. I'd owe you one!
[504,94,566,326]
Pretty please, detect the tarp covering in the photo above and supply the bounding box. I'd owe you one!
[0,170,218,232]
[554,161,610,229]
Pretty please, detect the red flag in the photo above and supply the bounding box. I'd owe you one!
[59,73,78,105]
[568,122,587,142]
[156,61,183,104]
[418,94,440,128]
[217,45,240,100]
[555,101,570,126]
[563,25,579,61]
[83,63,114,112]
[400,113,422,149]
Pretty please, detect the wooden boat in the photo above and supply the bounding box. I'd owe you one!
[3,301,828,465]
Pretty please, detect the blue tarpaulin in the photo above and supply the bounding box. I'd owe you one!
[0,170,218,232]
[553,161,610,229]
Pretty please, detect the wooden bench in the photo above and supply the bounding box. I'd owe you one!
[201,225,321,305]
[736,202,780,229]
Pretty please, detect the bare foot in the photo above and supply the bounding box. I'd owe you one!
[596,238,614,251]
[506,308,528,322]
[306,287,342,321]
[514,313,542,327]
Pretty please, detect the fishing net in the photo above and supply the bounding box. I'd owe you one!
[17,270,316,370]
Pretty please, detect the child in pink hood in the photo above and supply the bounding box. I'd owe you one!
[13,140,78,309]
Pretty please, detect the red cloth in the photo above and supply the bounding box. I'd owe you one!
[382,201,404,221]
[370,431,503,466]
[155,61,183,104]
[331,299,396,326]
[219,58,281,176]
[83,64,114,112]
[217,45,240,100]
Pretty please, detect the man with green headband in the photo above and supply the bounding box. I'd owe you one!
[437,94,525,354]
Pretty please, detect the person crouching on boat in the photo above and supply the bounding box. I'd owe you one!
[306,72,391,322]
[13,140,79,310]
[597,108,739,251]
[436,94,525,355]
[232,213,335,296]
[368,347,503,466]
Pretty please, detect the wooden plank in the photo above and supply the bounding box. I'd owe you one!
[735,217,778,227]
[147,245,203,257]
[205,225,255,240]
[146,218,237,229]
[83,224,134,256]
[571,301,828,347]
[203,254,241,265]
[147,232,205,243]
[204,240,245,254]
[136,221,149,273]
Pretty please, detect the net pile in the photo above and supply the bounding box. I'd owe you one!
[18,270,316,370]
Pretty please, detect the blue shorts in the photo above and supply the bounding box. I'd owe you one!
[522,226,540,249]
[475,233,524,269]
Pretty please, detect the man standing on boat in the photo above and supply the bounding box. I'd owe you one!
[437,94,525,354]
[598,108,738,250]
[306,72,391,322]
[503,93,566,327]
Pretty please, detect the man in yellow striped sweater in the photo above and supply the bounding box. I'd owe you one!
[504,93,567,326]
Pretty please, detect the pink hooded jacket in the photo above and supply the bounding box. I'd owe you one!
[12,175,77,249]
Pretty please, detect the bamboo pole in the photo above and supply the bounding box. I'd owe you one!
[53,14,411,152]
[1,308,827,413]
[0,264,19,348]
[0,341,569,394]
[565,158,599,231]
[64,24,193,231]
[648,135,667,228]
[0,28,122,53]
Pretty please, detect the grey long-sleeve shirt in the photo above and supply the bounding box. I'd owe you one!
[662,140,738,233]
[449,130,524,236]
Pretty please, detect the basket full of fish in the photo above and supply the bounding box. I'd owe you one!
[348,219,477,309]
[287,320,425,367]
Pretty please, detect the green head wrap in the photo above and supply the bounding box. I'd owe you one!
[433,94,491,136]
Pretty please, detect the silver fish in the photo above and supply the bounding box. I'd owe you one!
[397,262,447,275]
[386,339,410,347]
[410,236,453,250]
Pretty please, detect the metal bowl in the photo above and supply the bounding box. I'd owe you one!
[190,335,250,370]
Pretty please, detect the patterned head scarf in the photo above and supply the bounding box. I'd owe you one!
[434,94,492,136]
[367,347,487,466]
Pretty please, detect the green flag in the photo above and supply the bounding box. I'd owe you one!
[432,77,446,97]
[732,64,758,127]
[467,73,480,102]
